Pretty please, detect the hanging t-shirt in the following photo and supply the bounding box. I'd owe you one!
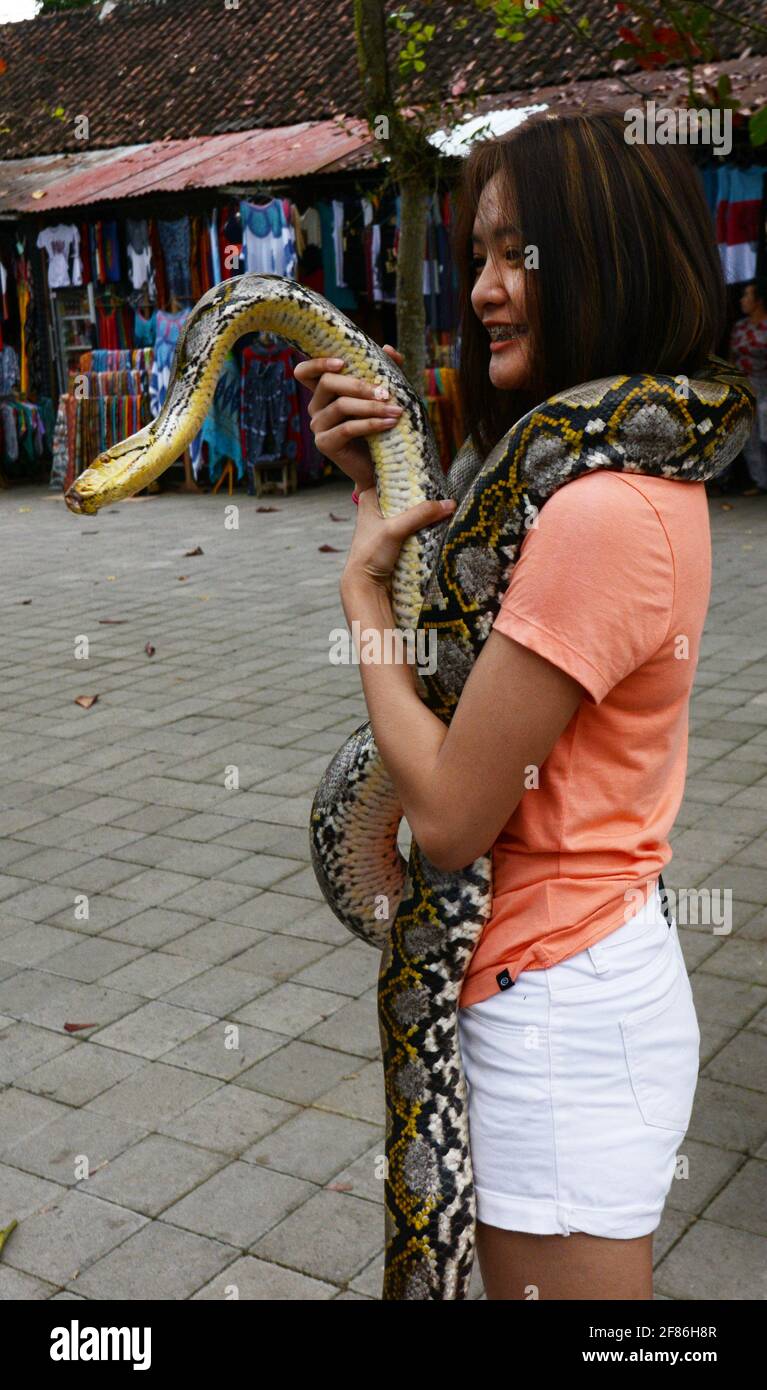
[36,224,82,288]
[240,198,286,276]
[316,201,357,310]
[125,219,155,295]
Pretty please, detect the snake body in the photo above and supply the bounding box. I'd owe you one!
[64,273,754,1300]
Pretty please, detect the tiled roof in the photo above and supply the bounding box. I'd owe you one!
[0,0,764,160]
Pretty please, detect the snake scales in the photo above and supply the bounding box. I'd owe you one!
[64,273,753,1300]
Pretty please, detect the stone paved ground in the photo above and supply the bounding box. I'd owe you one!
[0,478,764,1302]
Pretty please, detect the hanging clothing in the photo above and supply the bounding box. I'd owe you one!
[209,208,221,284]
[133,308,157,348]
[240,346,292,467]
[201,349,244,483]
[102,221,122,283]
[240,198,287,275]
[0,344,19,395]
[316,200,357,310]
[149,307,202,472]
[36,224,82,288]
[716,167,765,284]
[158,217,192,302]
[125,218,155,294]
[147,219,168,308]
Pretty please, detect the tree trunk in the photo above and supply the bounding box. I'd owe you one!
[395,173,430,394]
[354,0,436,395]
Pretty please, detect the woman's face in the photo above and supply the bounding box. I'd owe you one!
[470,175,533,392]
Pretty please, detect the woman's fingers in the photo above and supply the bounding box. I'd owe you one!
[374,496,456,538]
[310,393,403,436]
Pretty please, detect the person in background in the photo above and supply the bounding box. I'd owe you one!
[730,277,767,497]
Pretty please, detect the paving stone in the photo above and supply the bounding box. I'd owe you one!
[92,1001,218,1059]
[0,970,145,1031]
[1,1189,147,1286]
[252,1189,382,1284]
[0,923,85,967]
[159,1084,297,1154]
[227,933,332,982]
[162,1021,288,1079]
[315,1059,386,1125]
[243,1107,381,1184]
[192,1254,336,1299]
[67,1219,234,1300]
[161,1158,312,1246]
[654,1219,767,1300]
[104,907,207,948]
[5,1105,147,1185]
[238,1040,368,1107]
[18,1041,143,1105]
[99,951,207,999]
[688,1078,767,1152]
[703,1030,767,1092]
[83,1133,229,1216]
[84,1061,222,1126]
[234,981,347,1036]
[294,940,379,996]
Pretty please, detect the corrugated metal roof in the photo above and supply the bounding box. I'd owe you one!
[0,118,376,215]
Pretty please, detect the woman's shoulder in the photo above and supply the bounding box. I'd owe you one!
[542,467,707,522]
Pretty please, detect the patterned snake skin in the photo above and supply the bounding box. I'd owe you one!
[63,273,754,1300]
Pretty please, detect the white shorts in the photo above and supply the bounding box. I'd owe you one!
[457,884,701,1239]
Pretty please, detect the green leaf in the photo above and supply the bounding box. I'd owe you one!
[750,105,767,147]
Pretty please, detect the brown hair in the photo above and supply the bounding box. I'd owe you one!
[451,110,727,459]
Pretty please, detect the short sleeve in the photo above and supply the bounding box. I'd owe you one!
[493,471,674,704]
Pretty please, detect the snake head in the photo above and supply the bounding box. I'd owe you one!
[64,426,162,515]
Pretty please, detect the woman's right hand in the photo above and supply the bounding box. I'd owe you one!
[293,344,405,493]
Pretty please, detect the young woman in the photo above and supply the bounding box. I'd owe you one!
[294,112,716,1301]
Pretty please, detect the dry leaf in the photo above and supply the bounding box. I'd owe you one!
[98,618,126,624]
[329,512,348,522]
[145,643,156,657]
[74,696,98,709]
[185,545,204,556]
[256,505,280,512]
[325,1182,354,1192]
[318,544,341,553]
[64,1021,98,1032]
[720,503,733,511]
[178,575,189,581]
[20,599,32,605]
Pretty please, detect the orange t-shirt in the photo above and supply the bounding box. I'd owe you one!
[459,468,712,1010]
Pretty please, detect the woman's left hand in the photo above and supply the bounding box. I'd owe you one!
[341,486,456,597]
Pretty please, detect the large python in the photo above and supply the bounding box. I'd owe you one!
[64,273,754,1300]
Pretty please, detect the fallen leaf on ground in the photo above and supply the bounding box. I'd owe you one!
[185,545,204,556]
[20,599,32,605]
[178,575,189,581]
[325,1182,354,1193]
[98,618,126,624]
[329,512,349,522]
[64,1021,98,1032]
[145,643,156,657]
[74,696,98,709]
[318,544,341,553]
[0,1220,18,1256]
[720,503,733,511]
[255,505,280,512]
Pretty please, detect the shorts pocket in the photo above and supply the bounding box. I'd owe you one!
[619,968,701,1132]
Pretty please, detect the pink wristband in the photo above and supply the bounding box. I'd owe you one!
[351,489,360,506]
